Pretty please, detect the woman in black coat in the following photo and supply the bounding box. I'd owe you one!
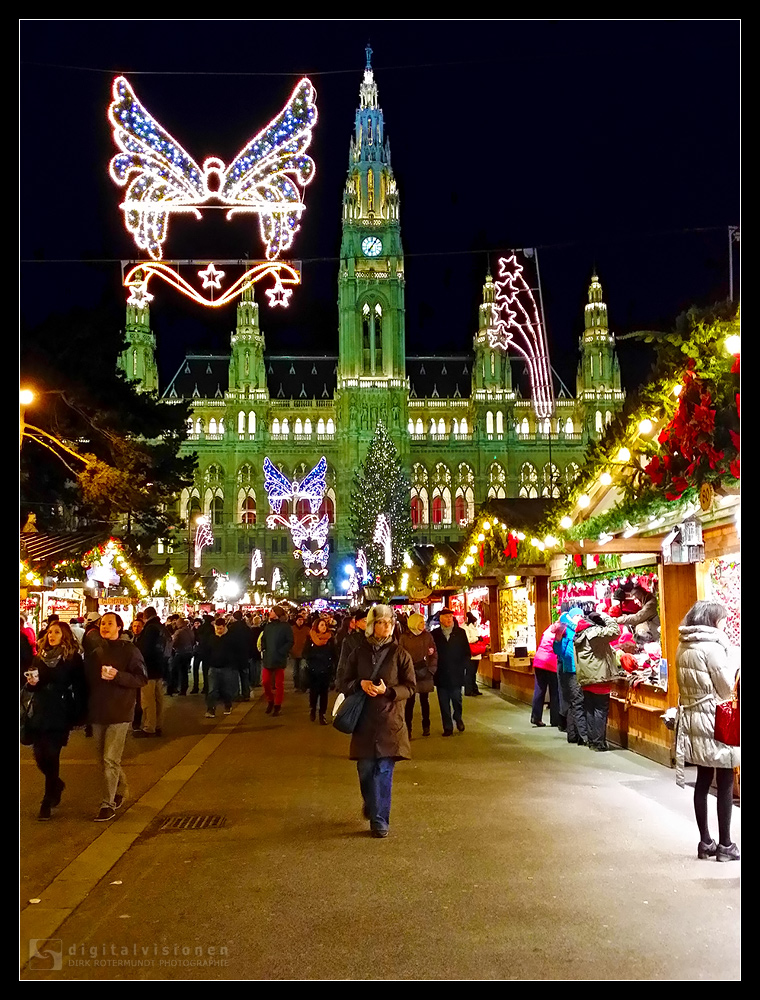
[22,621,87,820]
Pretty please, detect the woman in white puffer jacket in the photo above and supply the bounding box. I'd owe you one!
[675,600,740,862]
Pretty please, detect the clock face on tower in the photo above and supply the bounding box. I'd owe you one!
[361,235,383,258]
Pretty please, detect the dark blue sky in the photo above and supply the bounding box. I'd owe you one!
[20,20,740,391]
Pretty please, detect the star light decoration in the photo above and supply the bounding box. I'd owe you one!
[263,456,330,576]
[489,254,554,419]
[108,75,317,262]
[373,514,393,568]
[123,259,300,310]
[194,515,214,569]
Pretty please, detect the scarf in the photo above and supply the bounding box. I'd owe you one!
[367,632,394,647]
[309,627,332,647]
[40,647,63,668]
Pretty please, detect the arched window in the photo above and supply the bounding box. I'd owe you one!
[415,418,424,435]
[488,462,507,499]
[595,410,603,434]
[496,411,504,434]
[211,495,224,526]
[237,411,245,435]
[520,417,530,435]
[605,410,612,426]
[318,491,335,524]
[486,411,494,435]
[241,497,256,524]
[295,418,303,435]
[326,418,335,434]
[195,418,204,435]
[431,494,444,525]
[455,494,467,526]
[564,417,574,434]
[429,418,436,434]
[272,418,280,435]
[209,418,218,435]
[317,417,325,434]
[460,417,468,435]
[282,418,289,436]
[295,498,310,519]
[362,303,371,374]
[411,494,424,527]
[452,418,459,435]
[374,303,383,373]
[304,418,312,435]
[437,418,445,435]
[519,463,539,498]
[248,411,256,435]
[408,418,415,434]
[218,418,225,435]
[542,463,561,498]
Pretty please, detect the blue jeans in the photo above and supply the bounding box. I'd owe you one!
[356,758,395,833]
[436,686,463,733]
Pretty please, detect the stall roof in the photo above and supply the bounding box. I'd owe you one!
[20,529,111,571]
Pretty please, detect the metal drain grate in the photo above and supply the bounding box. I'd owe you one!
[157,814,227,832]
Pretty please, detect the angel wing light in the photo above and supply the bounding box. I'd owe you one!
[108,76,317,261]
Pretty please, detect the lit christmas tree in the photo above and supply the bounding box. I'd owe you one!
[349,421,411,579]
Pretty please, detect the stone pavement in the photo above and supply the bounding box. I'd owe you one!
[20,683,741,981]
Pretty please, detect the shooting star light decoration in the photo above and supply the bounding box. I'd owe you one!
[489,253,554,419]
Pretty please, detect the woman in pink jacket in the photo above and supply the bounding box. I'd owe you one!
[531,623,561,728]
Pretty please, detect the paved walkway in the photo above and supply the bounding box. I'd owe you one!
[20,683,741,980]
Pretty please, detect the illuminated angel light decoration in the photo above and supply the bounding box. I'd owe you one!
[123,260,299,310]
[86,550,120,588]
[490,254,554,419]
[263,456,330,576]
[373,514,393,567]
[194,515,214,569]
[250,548,263,583]
[108,75,318,262]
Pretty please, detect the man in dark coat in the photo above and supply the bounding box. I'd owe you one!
[340,605,415,838]
[227,610,255,701]
[432,609,471,736]
[135,606,171,737]
[205,617,240,718]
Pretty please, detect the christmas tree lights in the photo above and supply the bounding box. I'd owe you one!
[109,75,318,261]
[490,254,554,418]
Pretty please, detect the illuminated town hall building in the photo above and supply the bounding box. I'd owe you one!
[119,56,625,600]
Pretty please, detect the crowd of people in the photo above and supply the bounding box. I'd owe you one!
[21,594,739,857]
[20,603,488,835]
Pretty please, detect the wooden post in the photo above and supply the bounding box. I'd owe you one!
[659,561,699,708]
[487,583,501,652]
[534,576,550,644]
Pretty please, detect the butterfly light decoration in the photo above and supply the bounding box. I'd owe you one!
[263,457,330,576]
[108,76,318,261]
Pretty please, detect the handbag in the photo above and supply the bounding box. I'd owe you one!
[332,646,391,735]
[20,689,37,746]
[714,673,740,747]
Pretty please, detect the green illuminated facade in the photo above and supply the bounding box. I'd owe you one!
[120,55,625,600]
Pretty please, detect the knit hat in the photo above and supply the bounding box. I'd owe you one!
[408,612,425,634]
[365,604,393,636]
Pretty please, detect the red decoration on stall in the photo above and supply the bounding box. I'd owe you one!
[503,532,519,559]
[573,554,582,567]
[479,546,484,567]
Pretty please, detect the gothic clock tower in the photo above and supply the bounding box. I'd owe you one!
[336,47,409,487]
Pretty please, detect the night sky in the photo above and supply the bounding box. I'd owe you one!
[20,20,740,393]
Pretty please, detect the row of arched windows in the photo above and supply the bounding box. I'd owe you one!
[187,415,336,437]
